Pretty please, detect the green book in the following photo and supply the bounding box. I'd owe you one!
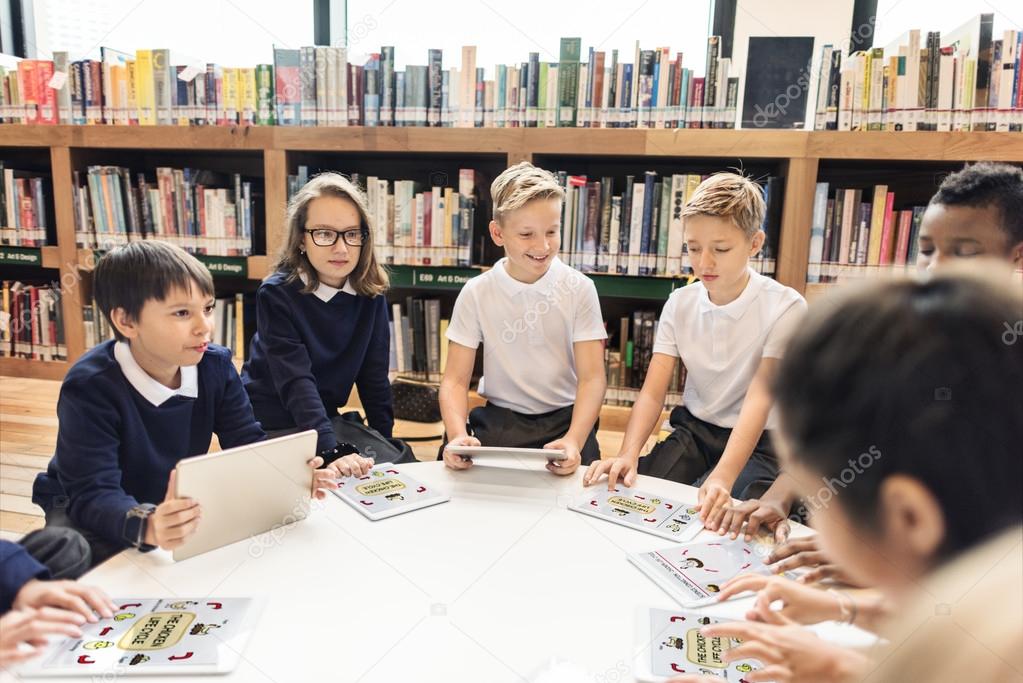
[558,37,581,126]
[255,64,276,125]
[538,62,548,128]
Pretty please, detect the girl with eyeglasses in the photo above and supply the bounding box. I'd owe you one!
[242,173,408,476]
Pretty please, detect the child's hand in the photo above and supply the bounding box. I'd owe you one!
[145,470,201,550]
[542,438,579,476]
[0,607,86,666]
[715,498,792,541]
[13,579,115,623]
[307,456,340,500]
[714,574,843,626]
[698,620,869,682]
[768,536,863,587]
[327,453,375,479]
[443,435,480,470]
[582,455,639,489]
[696,476,735,531]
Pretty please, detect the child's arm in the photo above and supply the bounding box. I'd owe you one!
[255,286,336,452]
[697,356,777,530]
[544,339,606,476]
[354,296,395,439]
[439,340,480,469]
[214,349,267,449]
[583,352,676,489]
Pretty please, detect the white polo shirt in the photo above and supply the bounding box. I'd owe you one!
[652,268,806,429]
[446,256,607,415]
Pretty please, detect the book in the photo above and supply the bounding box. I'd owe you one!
[568,485,703,542]
[331,463,450,520]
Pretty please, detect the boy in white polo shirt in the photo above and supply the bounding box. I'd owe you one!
[584,172,806,533]
[439,162,608,475]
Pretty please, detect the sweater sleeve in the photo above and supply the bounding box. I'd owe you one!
[355,296,395,438]
[213,349,268,449]
[54,381,140,546]
[0,540,48,614]
[256,284,336,451]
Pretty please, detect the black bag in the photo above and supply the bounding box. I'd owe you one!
[336,411,416,464]
[391,378,442,423]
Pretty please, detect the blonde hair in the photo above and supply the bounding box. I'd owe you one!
[682,172,766,238]
[273,172,389,297]
[490,161,564,224]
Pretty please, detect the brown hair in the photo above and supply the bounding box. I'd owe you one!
[273,172,389,297]
[490,161,564,224]
[682,172,766,238]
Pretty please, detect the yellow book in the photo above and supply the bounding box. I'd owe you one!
[234,293,244,361]
[222,67,238,124]
[110,65,125,124]
[239,67,256,125]
[439,319,449,373]
[126,60,138,125]
[135,50,156,125]
[866,185,888,266]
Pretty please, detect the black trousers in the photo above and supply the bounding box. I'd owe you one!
[438,402,601,465]
[637,406,779,500]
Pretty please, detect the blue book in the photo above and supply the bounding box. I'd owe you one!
[639,171,656,275]
[621,64,634,127]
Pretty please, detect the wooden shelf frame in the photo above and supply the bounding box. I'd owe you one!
[3,125,1023,379]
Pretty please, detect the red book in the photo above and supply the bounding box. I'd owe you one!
[18,179,36,244]
[35,61,58,124]
[690,77,705,129]
[878,192,896,265]
[29,287,40,360]
[18,61,40,124]
[423,190,433,264]
[894,210,913,266]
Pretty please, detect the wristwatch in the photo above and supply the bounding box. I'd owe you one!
[124,503,157,549]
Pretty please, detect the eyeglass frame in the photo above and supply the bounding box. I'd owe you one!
[303,227,369,247]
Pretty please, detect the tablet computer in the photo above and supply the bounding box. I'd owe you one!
[444,445,567,462]
[172,430,317,561]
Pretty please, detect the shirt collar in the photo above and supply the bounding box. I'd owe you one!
[114,341,199,407]
[697,267,764,320]
[299,271,357,302]
[493,256,561,298]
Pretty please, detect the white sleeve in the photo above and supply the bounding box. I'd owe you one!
[445,285,483,349]
[572,279,608,342]
[763,296,808,359]
[652,294,681,357]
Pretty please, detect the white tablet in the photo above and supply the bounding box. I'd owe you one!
[444,445,567,462]
[14,597,263,677]
[172,430,317,561]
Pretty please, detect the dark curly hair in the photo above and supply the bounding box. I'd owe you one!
[930,162,1023,247]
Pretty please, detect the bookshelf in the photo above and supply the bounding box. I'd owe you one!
[2,126,1022,382]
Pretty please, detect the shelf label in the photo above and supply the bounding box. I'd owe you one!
[198,255,247,277]
[0,247,42,266]
[411,268,477,289]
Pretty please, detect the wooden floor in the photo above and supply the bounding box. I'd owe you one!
[0,376,639,540]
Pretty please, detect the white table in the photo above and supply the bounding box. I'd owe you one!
[12,462,870,682]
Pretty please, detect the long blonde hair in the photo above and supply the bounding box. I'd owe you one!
[273,172,389,297]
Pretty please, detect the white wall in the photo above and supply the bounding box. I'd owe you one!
[731,0,856,129]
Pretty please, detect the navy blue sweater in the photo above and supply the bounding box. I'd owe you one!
[32,341,266,547]
[0,540,47,613]
[242,272,394,452]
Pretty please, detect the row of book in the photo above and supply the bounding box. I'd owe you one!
[812,14,1023,132]
[292,167,478,268]
[388,297,447,381]
[0,37,738,129]
[1,165,50,247]
[72,166,257,255]
[604,311,685,408]
[558,171,782,277]
[0,281,67,360]
[806,183,925,283]
[83,294,246,359]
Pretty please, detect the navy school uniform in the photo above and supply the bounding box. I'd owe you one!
[32,340,266,563]
[241,272,394,453]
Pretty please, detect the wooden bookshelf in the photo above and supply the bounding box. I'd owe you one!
[2,126,1023,381]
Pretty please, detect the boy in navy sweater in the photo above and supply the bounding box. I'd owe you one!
[32,241,334,571]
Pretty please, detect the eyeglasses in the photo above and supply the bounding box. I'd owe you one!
[304,228,368,247]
